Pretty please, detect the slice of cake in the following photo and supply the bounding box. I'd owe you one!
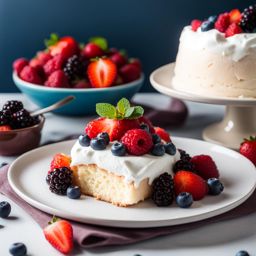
[172,6,256,98]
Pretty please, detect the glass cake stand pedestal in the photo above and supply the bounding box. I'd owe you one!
[150,63,256,150]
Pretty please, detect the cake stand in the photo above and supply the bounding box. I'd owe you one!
[150,63,256,150]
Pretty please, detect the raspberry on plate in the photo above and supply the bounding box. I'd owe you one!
[13,58,29,75]
[19,66,42,85]
[215,13,230,33]
[44,70,69,88]
[154,127,171,142]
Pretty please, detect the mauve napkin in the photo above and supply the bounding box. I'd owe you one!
[1,165,256,249]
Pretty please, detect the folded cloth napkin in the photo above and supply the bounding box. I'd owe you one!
[1,165,256,249]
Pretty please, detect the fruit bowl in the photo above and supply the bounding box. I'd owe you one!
[13,72,144,116]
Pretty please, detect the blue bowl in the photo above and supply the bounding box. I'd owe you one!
[13,72,144,116]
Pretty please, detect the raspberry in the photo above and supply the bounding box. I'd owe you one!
[19,66,42,84]
[191,19,202,31]
[240,5,256,32]
[121,129,153,156]
[215,13,230,33]
[225,23,243,37]
[45,70,69,88]
[154,127,171,142]
[43,54,64,76]
[2,100,23,114]
[13,58,29,75]
[63,55,85,82]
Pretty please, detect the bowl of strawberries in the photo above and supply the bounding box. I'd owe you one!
[13,35,144,116]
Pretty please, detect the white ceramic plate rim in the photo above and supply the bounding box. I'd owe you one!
[150,63,256,106]
[8,138,256,228]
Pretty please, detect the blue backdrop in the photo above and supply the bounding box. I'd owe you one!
[0,0,253,92]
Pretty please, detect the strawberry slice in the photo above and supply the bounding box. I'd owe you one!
[0,125,12,131]
[85,117,140,141]
[229,9,241,24]
[87,58,117,88]
[50,153,71,173]
[174,171,208,201]
[43,217,73,254]
[154,127,171,142]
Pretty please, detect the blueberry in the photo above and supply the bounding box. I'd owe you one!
[152,134,161,144]
[67,186,81,199]
[208,15,217,23]
[140,123,150,133]
[201,21,214,31]
[165,142,176,155]
[97,132,110,145]
[176,192,193,208]
[151,143,165,156]
[90,137,106,150]
[9,242,27,256]
[0,201,11,218]
[207,178,224,195]
[235,250,250,256]
[78,134,91,147]
[111,142,126,156]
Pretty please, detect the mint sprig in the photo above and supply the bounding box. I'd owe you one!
[96,98,144,120]
[44,33,59,48]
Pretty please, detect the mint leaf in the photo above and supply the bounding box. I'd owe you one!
[89,37,108,51]
[127,106,144,119]
[96,103,117,119]
[44,33,59,48]
[117,98,130,115]
[124,107,135,118]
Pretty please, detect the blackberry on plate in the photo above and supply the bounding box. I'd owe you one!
[2,100,23,114]
[179,149,191,161]
[46,167,73,195]
[0,110,12,126]
[240,5,256,32]
[173,159,195,173]
[12,109,35,128]
[63,55,85,82]
[152,172,174,206]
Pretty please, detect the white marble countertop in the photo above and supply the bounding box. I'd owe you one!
[1,93,255,256]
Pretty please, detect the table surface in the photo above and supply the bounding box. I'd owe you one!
[0,93,255,256]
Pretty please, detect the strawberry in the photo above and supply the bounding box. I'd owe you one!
[174,171,208,201]
[13,58,29,75]
[229,9,241,24]
[110,52,127,68]
[85,117,140,141]
[19,66,42,84]
[82,42,104,59]
[73,80,91,89]
[43,54,65,77]
[239,136,256,166]
[45,70,69,88]
[119,63,141,83]
[43,217,73,254]
[87,58,117,88]
[0,125,11,131]
[50,153,71,173]
[138,116,155,133]
[191,19,202,31]
[191,155,219,180]
[215,13,230,33]
[225,23,243,37]
[154,127,171,142]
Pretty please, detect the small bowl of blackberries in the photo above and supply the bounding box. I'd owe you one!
[0,100,45,156]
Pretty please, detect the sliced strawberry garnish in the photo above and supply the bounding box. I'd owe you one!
[87,58,117,88]
[50,153,71,172]
[43,217,73,254]
[0,125,12,131]
[229,9,241,24]
[154,127,171,142]
[174,171,208,201]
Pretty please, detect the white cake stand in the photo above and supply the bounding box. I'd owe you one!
[150,63,256,150]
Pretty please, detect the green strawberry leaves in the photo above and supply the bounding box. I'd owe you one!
[89,37,108,51]
[96,98,144,120]
[45,33,59,48]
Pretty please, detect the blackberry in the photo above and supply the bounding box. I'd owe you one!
[152,173,174,206]
[12,109,34,128]
[240,5,256,32]
[173,159,195,173]
[179,149,191,162]
[63,55,85,82]
[46,167,73,195]
[2,100,23,114]
[0,110,12,126]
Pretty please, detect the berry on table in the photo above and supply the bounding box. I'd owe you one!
[176,192,193,208]
[19,66,42,85]
[154,127,171,142]
[201,21,215,31]
[239,136,256,166]
[0,201,11,218]
[9,242,27,256]
[111,142,126,156]
[191,19,202,31]
[207,178,224,195]
[240,5,256,32]
[215,13,230,33]
[151,143,165,156]
[2,100,23,114]
[13,58,29,75]
[78,134,91,147]
[165,142,176,155]
[235,250,250,256]
[90,137,107,150]
[97,132,110,145]
[44,70,69,88]
[67,186,81,199]
[152,133,161,144]
[152,173,174,206]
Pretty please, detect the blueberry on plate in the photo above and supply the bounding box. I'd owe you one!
[67,186,81,199]
[165,142,176,155]
[151,143,165,156]
[235,250,250,256]
[97,132,110,145]
[176,192,193,208]
[78,134,91,147]
[140,123,150,133]
[0,201,11,218]
[201,21,214,31]
[111,142,126,156]
[208,15,217,23]
[152,134,161,144]
[9,242,27,256]
[90,137,106,150]
[207,178,224,195]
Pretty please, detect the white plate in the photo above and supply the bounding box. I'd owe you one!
[8,138,256,228]
[150,63,256,106]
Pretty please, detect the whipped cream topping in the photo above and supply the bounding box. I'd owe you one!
[180,26,256,61]
[71,141,180,188]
